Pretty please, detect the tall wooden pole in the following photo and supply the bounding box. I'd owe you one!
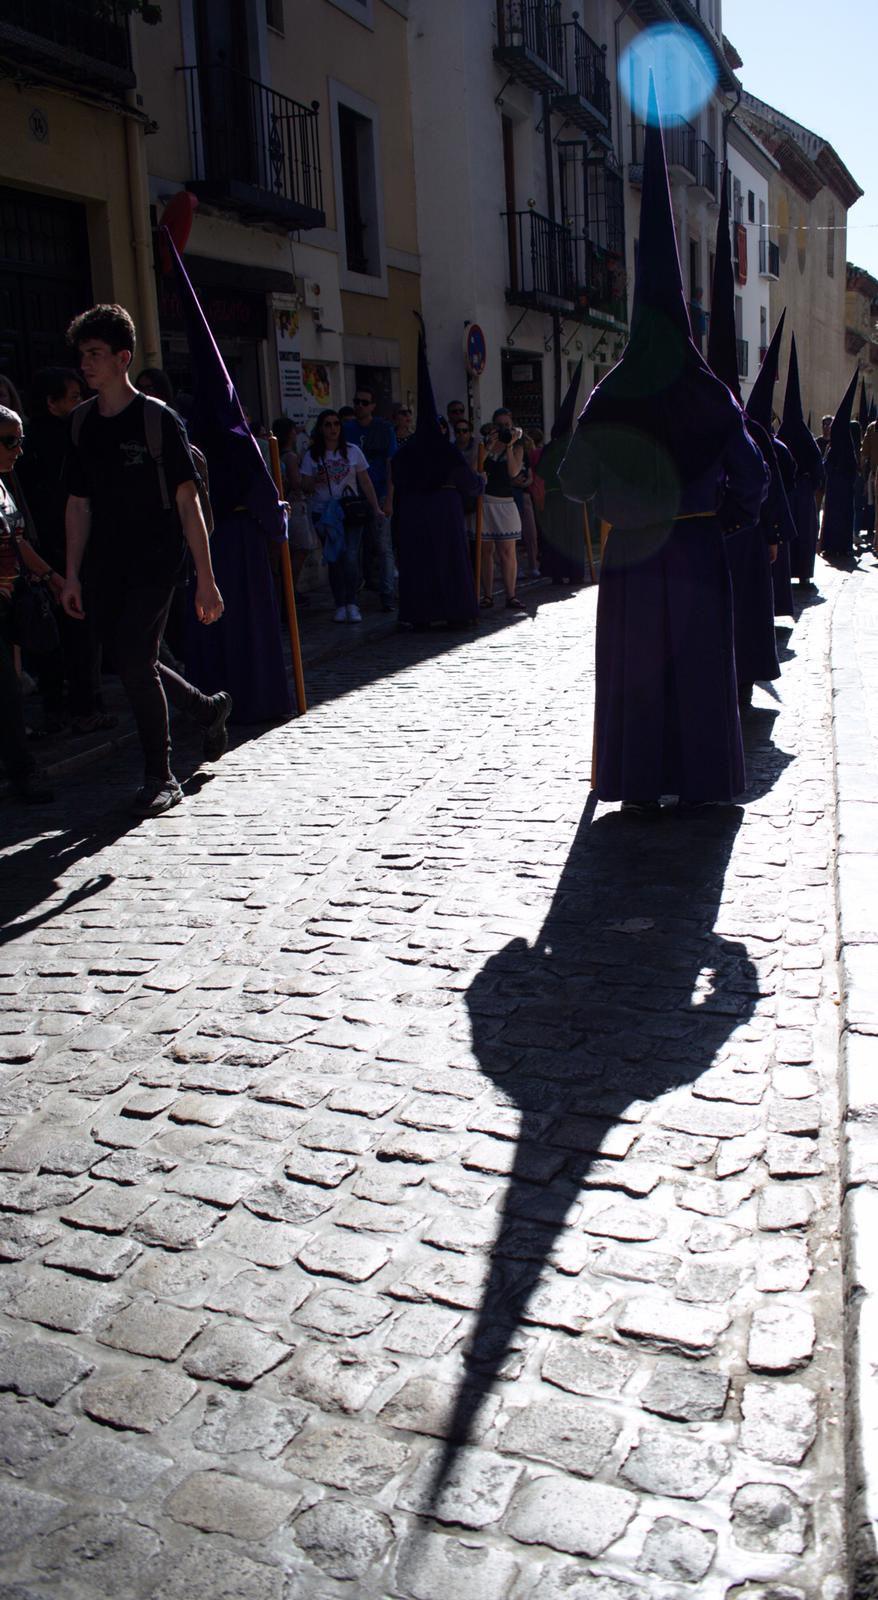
[582,502,596,583]
[268,433,307,716]
[474,440,486,603]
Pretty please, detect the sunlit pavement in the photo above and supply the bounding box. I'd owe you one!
[0,564,856,1599]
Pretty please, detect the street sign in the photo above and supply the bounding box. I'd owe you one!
[464,323,487,378]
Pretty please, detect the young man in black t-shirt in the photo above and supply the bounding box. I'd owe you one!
[61,304,231,816]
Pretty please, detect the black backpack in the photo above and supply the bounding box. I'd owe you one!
[70,395,214,536]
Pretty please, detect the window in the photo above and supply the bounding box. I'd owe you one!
[266,0,284,32]
[748,190,755,223]
[337,102,380,277]
[732,177,743,224]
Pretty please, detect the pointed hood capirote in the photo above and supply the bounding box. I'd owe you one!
[159,225,285,540]
[745,310,786,432]
[392,329,462,495]
[559,73,740,522]
[706,165,742,404]
[827,366,861,477]
[778,334,824,482]
[551,359,583,442]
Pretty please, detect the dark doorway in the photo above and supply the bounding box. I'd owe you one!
[354,364,393,417]
[501,349,544,434]
[194,0,256,188]
[0,187,92,393]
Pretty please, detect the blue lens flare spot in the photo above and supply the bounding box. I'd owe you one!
[619,25,719,126]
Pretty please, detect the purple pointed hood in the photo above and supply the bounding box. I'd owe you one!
[160,226,285,540]
[393,330,462,494]
[827,366,860,476]
[745,311,786,432]
[560,74,740,521]
[707,166,742,403]
[778,335,824,481]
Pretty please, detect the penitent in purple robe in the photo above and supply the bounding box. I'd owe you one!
[184,509,292,723]
[778,336,824,584]
[706,173,779,690]
[559,80,768,805]
[821,368,860,561]
[395,333,480,628]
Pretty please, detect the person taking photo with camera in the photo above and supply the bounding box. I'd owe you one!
[480,408,525,612]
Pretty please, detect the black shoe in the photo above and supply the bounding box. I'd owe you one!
[10,770,55,804]
[620,800,661,817]
[131,777,183,817]
[380,596,396,613]
[202,692,232,761]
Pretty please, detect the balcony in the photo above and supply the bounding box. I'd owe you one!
[737,337,749,378]
[180,66,325,230]
[570,238,628,324]
[629,119,698,184]
[759,238,780,279]
[504,209,575,312]
[494,0,564,94]
[552,18,611,138]
[665,116,699,179]
[0,0,134,92]
[694,139,717,199]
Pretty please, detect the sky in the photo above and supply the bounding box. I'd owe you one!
[723,0,878,279]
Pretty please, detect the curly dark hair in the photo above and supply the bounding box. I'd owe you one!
[67,304,136,356]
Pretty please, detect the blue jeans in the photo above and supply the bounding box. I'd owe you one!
[328,525,364,606]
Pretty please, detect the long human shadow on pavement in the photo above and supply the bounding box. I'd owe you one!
[427,721,793,1502]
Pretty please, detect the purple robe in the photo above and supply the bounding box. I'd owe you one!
[396,482,480,626]
[185,511,292,724]
[564,424,767,803]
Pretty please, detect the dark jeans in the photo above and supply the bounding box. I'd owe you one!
[95,584,214,782]
[0,593,35,782]
[328,525,364,607]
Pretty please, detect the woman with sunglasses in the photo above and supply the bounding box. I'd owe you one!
[0,408,62,801]
[300,410,381,623]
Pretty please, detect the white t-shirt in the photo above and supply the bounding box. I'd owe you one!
[302,444,368,502]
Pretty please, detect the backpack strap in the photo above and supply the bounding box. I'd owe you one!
[69,396,98,448]
[142,396,172,514]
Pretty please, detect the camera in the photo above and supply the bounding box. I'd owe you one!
[497,426,514,444]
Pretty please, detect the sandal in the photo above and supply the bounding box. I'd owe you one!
[70,712,118,736]
[479,595,494,609]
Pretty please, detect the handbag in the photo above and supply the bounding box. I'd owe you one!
[10,569,60,655]
[322,462,371,530]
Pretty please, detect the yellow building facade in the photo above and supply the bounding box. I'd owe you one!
[133,0,421,426]
[0,10,153,392]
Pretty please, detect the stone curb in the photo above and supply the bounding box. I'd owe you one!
[831,559,878,1598]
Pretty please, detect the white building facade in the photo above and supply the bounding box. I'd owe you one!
[408,0,745,436]
[726,118,778,403]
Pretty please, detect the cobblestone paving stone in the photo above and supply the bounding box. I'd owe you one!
[0,575,850,1598]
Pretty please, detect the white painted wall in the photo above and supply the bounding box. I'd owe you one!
[727,136,772,402]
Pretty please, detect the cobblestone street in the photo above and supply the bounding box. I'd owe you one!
[0,570,853,1599]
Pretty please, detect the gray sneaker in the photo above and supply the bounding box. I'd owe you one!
[131,777,183,817]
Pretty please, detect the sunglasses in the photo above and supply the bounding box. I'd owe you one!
[353,397,373,406]
[0,434,23,449]
[455,426,471,434]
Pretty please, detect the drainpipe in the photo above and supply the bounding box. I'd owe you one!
[125,90,162,368]
[542,88,562,413]
[614,0,638,169]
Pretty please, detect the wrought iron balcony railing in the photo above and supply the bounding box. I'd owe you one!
[180,65,325,230]
[696,139,717,198]
[504,209,575,310]
[759,238,780,278]
[737,337,749,378]
[552,17,610,137]
[0,0,134,90]
[664,115,698,177]
[494,0,564,93]
[571,237,628,323]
